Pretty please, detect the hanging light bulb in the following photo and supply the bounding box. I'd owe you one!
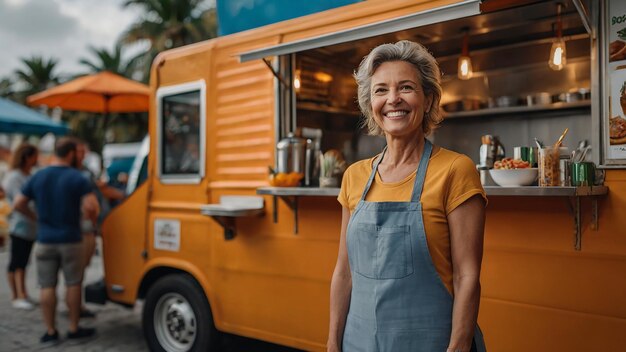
[293,69,301,91]
[458,28,473,80]
[549,3,567,71]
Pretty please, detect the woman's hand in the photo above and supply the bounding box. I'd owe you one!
[327,342,342,352]
[327,206,352,352]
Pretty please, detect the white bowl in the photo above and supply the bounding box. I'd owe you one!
[489,168,538,187]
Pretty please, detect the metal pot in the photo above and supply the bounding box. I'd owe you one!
[276,133,308,175]
[556,88,590,103]
[442,98,485,112]
[556,92,582,103]
[494,95,519,108]
[525,92,552,106]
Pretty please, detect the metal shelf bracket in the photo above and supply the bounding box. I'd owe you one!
[211,216,237,240]
[566,196,601,251]
[200,196,265,241]
[271,195,299,234]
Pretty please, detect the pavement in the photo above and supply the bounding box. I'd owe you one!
[0,239,147,352]
[0,239,302,352]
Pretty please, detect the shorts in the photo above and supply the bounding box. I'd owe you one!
[7,235,35,272]
[35,242,84,288]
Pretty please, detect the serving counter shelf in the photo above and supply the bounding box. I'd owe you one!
[483,185,607,196]
[257,186,608,250]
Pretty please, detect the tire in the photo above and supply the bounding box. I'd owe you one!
[143,274,219,352]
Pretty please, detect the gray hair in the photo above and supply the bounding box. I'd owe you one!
[354,40,443,136]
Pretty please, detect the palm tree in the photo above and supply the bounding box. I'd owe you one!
[0,77,14,99]
[79,43,143,78]
[14,56,60,98]
[122,0,217,51]
[120,0,217,80]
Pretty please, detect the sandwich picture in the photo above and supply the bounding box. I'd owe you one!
[611,40,626,62]
[610,116,626,145]
[610,28,626,62]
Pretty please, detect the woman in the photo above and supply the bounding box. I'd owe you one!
[3,143,38,310]
[328,41,487,352]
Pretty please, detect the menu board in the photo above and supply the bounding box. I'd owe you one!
[606,0,626,161]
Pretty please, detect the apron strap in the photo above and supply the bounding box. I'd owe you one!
[410,139,433,203]
[360,146,387,201]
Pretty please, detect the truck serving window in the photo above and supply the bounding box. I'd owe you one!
[156,80,206,183]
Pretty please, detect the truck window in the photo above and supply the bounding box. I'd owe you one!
[156,80,206,183]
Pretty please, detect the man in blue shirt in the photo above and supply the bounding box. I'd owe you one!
[14,137,100,345]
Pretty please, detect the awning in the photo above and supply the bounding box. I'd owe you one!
[0,97,70,135]
[239,0,481,62]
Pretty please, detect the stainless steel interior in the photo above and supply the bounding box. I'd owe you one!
[292,0,593,164]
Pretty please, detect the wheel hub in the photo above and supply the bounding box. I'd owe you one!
[154,293,197,352]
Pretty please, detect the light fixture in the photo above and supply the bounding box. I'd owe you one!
[549,3,567,71]
[293,69,301,91]
[458,28,473,80]
[314,71,333,83]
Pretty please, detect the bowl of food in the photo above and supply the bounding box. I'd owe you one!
[489,158,537,187]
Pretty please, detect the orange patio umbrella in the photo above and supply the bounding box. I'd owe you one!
[27,71,149,114]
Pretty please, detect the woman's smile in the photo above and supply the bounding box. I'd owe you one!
[384,110,409,119]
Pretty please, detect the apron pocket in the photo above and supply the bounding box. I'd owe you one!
[355,224,413,279]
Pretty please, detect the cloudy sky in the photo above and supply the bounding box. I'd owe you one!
[0,0,145,79]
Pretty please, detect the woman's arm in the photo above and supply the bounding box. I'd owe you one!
[447,194,486,352]
[327,206,353,352]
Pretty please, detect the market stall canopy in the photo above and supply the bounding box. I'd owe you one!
[26,71,149,113]
[0,97,70,135]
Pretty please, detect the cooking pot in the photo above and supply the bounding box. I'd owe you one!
[525,92,552,106]
[494,95,519,108]
[442,98,485,112]
[276,133,308,175]
[276,133,318,186]
[555,88,591,103]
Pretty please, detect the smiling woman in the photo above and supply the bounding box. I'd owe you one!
[328,41,488,352]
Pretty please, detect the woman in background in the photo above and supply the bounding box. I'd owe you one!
[3,143,38,310]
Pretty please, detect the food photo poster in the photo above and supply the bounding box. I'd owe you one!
[607,0,626,161]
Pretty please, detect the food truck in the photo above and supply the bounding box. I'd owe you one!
[93,0,626,351]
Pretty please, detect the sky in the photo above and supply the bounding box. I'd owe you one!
[0,0,145,80]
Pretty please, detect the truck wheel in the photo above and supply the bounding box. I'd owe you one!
[143,274,218,352]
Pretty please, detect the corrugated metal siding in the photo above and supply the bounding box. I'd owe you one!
[209,53,275,188]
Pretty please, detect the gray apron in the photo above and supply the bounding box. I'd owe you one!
[343,140,486,351]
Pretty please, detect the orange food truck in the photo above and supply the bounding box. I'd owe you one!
[92,0,626,351]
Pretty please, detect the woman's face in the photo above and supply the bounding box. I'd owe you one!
[370,61,432,138]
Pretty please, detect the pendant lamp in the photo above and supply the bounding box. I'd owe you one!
[549,3,567,71]
[458,28,473,80]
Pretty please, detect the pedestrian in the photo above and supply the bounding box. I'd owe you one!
[328,41,487,352]
[3,143,39,310]
[75,140,122,318]
[14,137,100,345]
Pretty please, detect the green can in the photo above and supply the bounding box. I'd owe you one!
[571,162,595,187]
[514,146,538,167]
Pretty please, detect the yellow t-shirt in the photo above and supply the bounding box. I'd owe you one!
[338,145,486,294]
